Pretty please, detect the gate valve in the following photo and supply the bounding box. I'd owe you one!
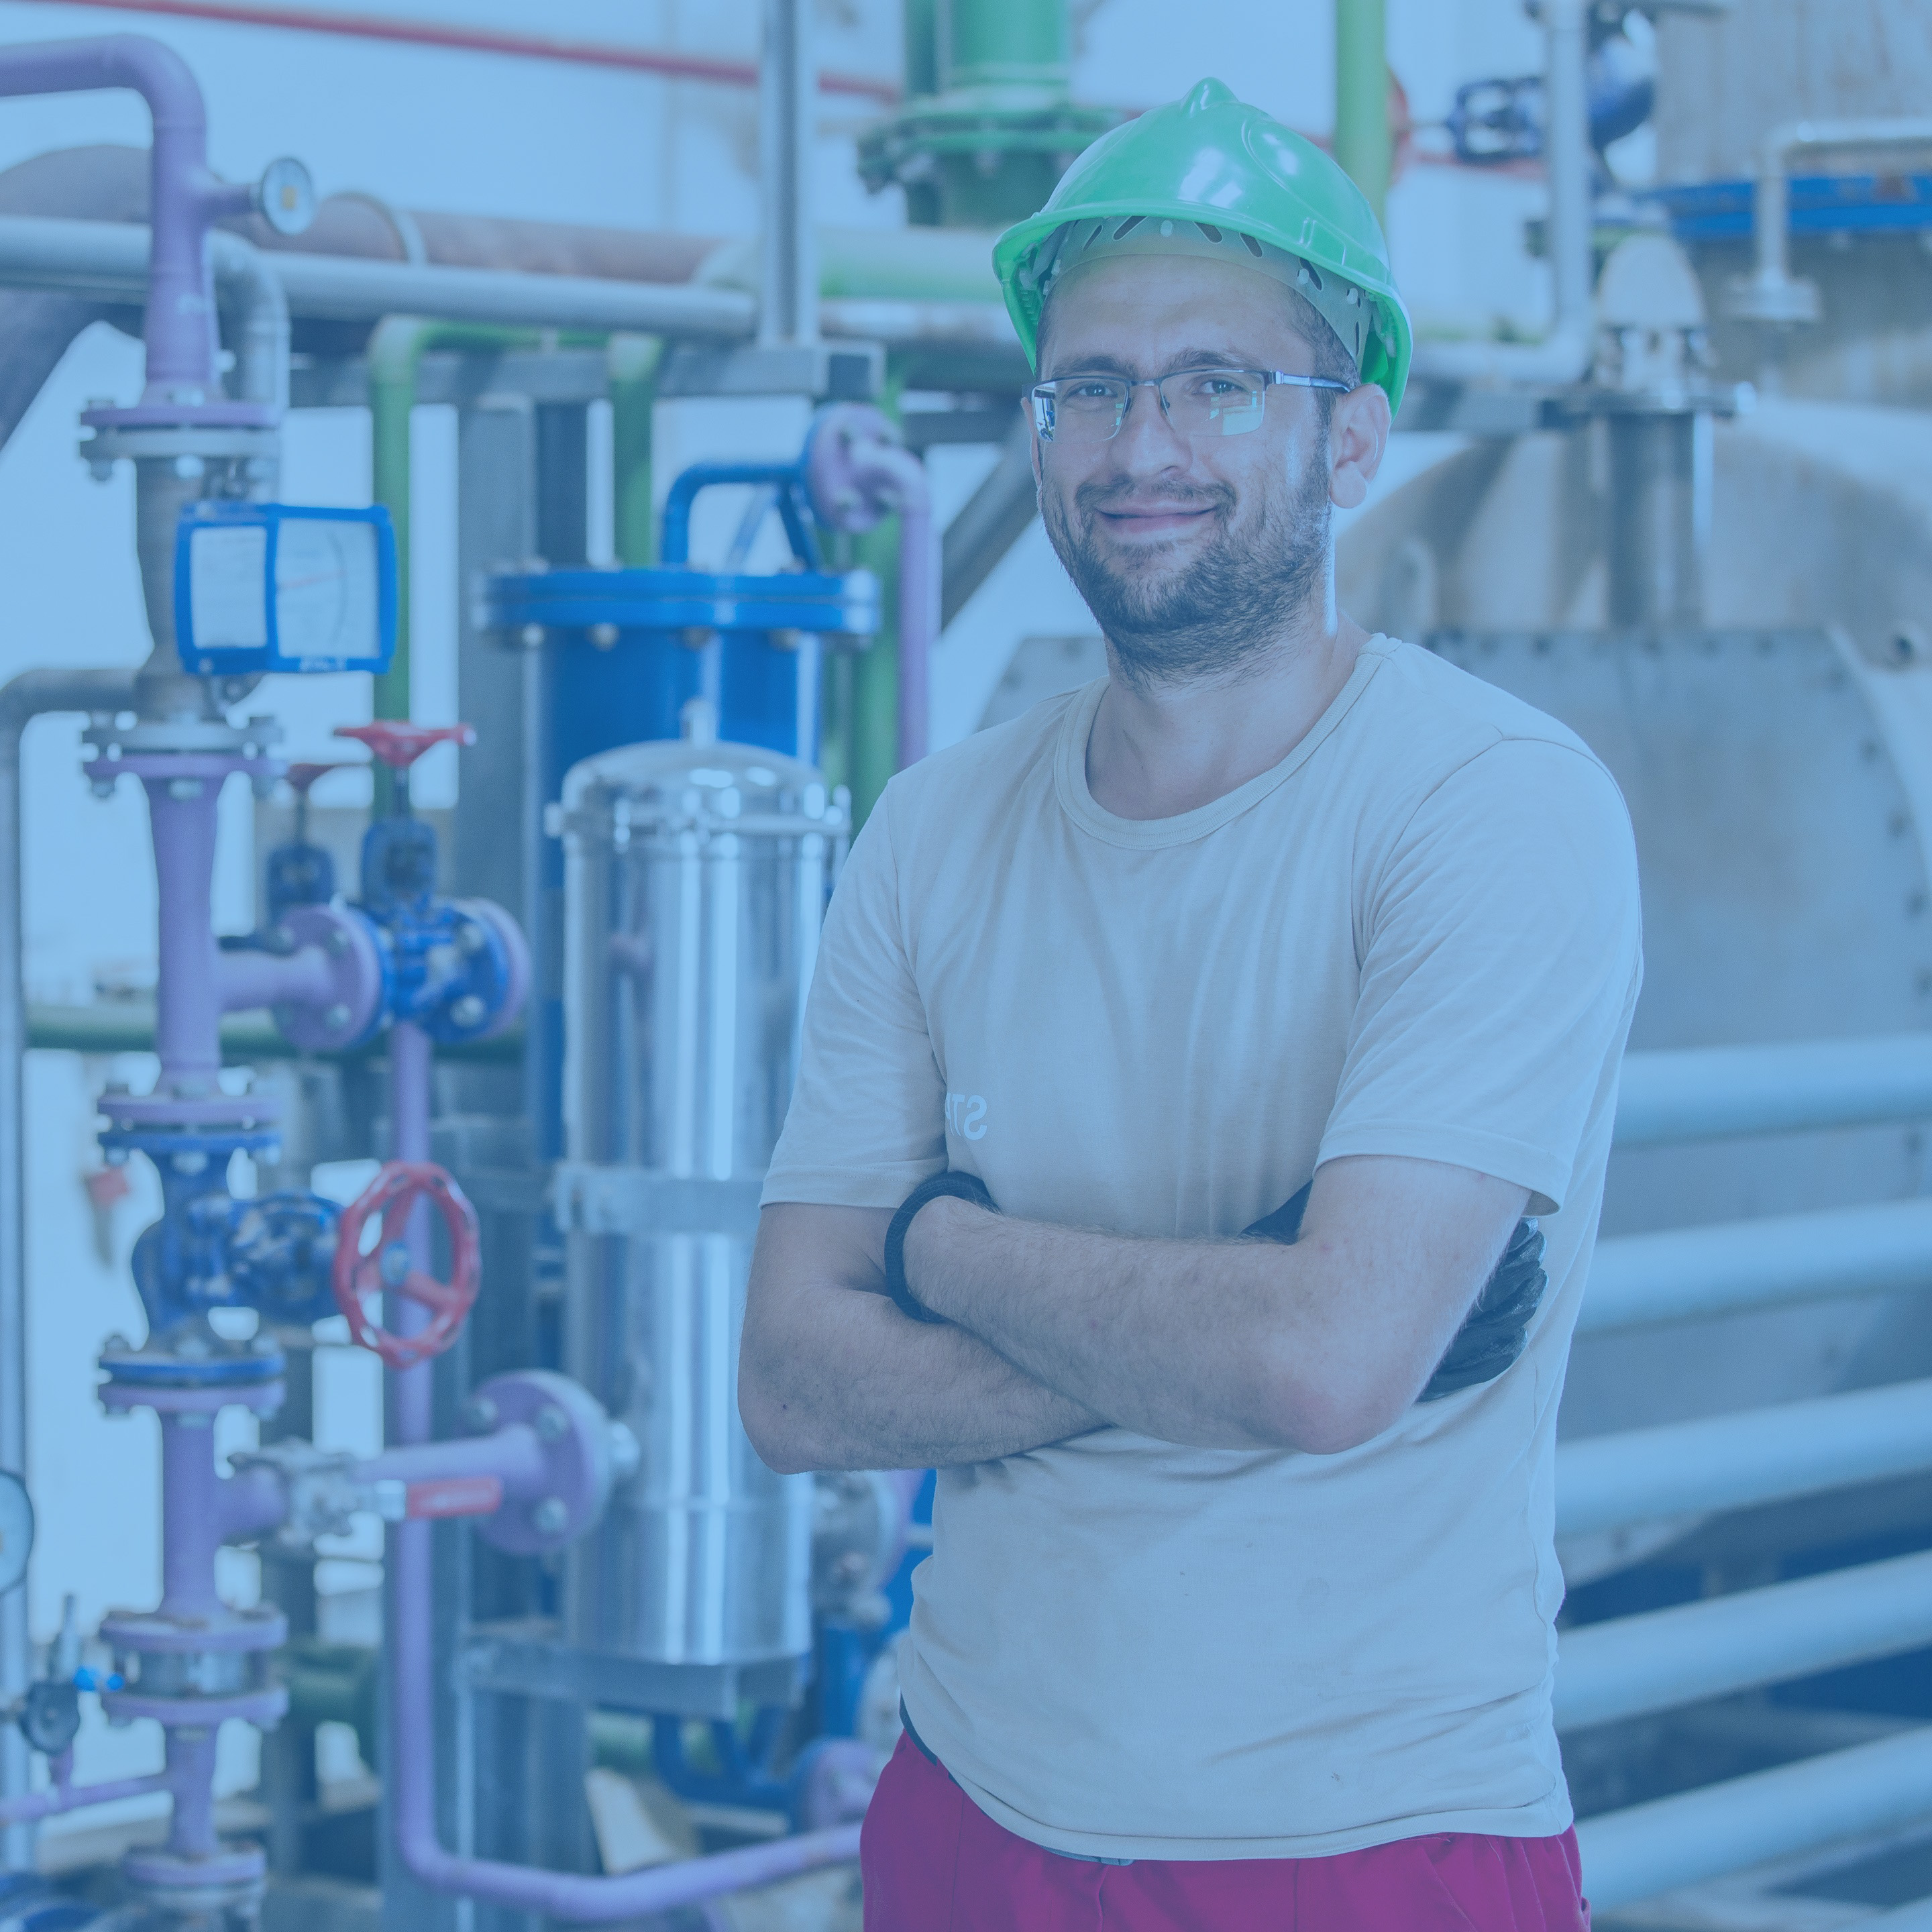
[332,1161,480,1371]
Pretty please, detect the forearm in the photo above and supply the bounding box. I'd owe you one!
[739,1210,1104,1471]
[910,1205,1295,1449]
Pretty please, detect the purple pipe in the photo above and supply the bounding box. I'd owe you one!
[158,1412,225,1623]
[163,1727,218,1859]
[214,945,335,1014]
[357,1424,548,1497]
[144,774,222,1089]
[0,1770,171,1827]
[0,37,247,405]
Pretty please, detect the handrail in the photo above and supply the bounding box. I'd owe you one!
[1554,1377,1932,1540]
[1556,1548,1932,1732]
[1581,1197,1932,1335]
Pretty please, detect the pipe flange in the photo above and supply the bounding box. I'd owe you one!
[103,1682,288,1731]
[99,1348,286,1405]
[272,903,387,1051]
[101,1605,288,1658]
[468,1370,616,1558]
[123,1841,267,1900]
[84,719,282,761]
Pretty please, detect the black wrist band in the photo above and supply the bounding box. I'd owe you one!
[883,1171,997,1326]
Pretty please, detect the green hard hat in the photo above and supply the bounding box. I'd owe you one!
[994,77,1411,413]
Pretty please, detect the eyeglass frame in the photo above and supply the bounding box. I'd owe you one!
[1028,366,1356,445]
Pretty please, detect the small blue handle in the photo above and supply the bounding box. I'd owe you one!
[659,462,819,570]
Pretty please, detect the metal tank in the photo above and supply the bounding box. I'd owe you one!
[555,732,847,1701]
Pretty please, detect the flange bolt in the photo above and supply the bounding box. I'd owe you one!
[463,1395,499,1434]
[535,1403,570,1444]
[533,1497,569,1536]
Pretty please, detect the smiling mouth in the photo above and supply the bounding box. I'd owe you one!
[1095,503,1220,536]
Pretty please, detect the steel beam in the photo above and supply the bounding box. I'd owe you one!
[1555,1377,1932,1539]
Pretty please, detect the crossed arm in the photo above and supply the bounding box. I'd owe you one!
[738,1153,1528,1474]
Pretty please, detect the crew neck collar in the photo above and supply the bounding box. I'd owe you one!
[1053,635,1393,849]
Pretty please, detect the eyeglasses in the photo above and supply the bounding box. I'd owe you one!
[1029,367,1353,445]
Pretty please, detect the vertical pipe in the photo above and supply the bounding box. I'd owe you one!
[758,0,818,346]
[1334,0,1390,226]
[0,670,136,1868]
[944,0,1071,96]
[608,334,662,568]
[143,776,223,1089]
[164,1727,220,1858]
[1544,0,1593,339]
[158,1415,225,1622]
[903,0,938,97]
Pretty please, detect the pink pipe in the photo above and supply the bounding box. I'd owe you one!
[379,1020,863,1916]
[357,1424,547,1496]
[853,443,937,769]
[0,36,245,402]
[0,1770,171,1826]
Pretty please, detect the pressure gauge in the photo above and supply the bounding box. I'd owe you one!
[0,1472,33,1597]
[174,502,398,678]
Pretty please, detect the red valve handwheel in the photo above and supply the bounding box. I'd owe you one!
[332,1161,480,1371]
[335,721,477,772]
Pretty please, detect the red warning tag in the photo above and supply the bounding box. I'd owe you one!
[405,1475,504,1519]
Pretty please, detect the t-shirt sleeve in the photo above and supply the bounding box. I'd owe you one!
[1316,737,1642,1216]
[761,782,947,1209]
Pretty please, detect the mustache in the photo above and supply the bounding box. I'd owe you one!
[1072,476,1236,520]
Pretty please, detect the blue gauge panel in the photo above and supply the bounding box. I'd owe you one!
[174,501,398,677]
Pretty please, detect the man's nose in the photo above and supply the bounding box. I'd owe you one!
[1106,381,1193,472]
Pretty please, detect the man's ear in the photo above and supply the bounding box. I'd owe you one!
[1328,384,1392,511]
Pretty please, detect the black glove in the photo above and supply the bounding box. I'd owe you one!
[1244,1182,1546,1403]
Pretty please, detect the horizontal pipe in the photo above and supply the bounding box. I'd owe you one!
[1555,1548,1932,1732]
[28,999,519,1064]
[213,943,333,1014]
[0,1769,170,1826]
[356,1424,547,1498]
[1575,1727,1932,1912]
[1614,1034,1932,1148]
[1752,118,1932,305]
[9,0,902,101]
[1555,1377,1932,1540]
[1579,1198,1932,1336]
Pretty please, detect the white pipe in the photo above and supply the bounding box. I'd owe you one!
[1575,1727,1932,1912]
[1555,1377,1932,1540]
[1556,1548,1932,1732]
[209,231,288,416]
[1739,117,1932,323]
[758,0,816,347]
[1580,1197,1932,1336]
[1407,0,1593,386]
[1615,1033,1932,1148]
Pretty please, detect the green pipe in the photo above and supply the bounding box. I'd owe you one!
[1334,0,1391,225]
[695,225,1004,307]
[608,333,662,568]
[28,1001,521,1066]
[904,0,938,98]
[945,0,1071,97]
[849,370,908,830]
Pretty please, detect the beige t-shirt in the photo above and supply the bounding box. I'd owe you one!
[763,635,1643,1861]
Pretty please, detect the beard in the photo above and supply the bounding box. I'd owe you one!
[1040,443,1334,690]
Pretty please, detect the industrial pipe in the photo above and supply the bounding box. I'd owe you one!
[1554,1377,1932,1541]
[759,0,816,350]
[1575,1726,1932,1912]
[1614,1032,1932,1147]
[1407,0,1592,388]
[1733,118,1932,327]
[1555,1548,1932,1733]
[1334,0,1390,225]
[0,1770,172,1827]
[1580,1198,1932,1336]
[0,38,256,409]
[0,667,137,1861]
[209,230,289,415]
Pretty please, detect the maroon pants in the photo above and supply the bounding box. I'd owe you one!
[861,1733,1591,1931]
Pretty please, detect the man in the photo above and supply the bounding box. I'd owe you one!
[741,77,1641,1932]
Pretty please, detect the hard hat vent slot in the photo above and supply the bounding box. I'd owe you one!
[1113,215,1144,239]
[1241,233,1264,256]
[1197,223,1222,243]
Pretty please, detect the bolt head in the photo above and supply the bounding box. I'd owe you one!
[454,922,484,957]
[91,780,115,800]
[535,1403,570,1443]
[323,1002,351,1031]
[449,994,486,1029]
[462,1395,499,1434]
[378,1240,411,1288]
[521,624,546,650]
[324,926,350,957]
[533,1497,570,1536]
[166,778,205,802]
[589,623,619,650]
[268,925,294,954]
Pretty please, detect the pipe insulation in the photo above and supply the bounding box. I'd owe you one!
[1554,1377,1932,1540]
[1575,1727,1932,1913]
[1615,1032,1932,1148]
[1555,1548,1932,1733]
[1580,1198,1932,1335]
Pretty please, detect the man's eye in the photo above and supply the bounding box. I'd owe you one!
[1065,382,1118,402]
[1189,375,1246,397]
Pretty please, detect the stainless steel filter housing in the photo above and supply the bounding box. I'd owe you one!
[557,737,845,1678]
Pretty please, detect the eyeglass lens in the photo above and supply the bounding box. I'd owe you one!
[1034,370,1271,444]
